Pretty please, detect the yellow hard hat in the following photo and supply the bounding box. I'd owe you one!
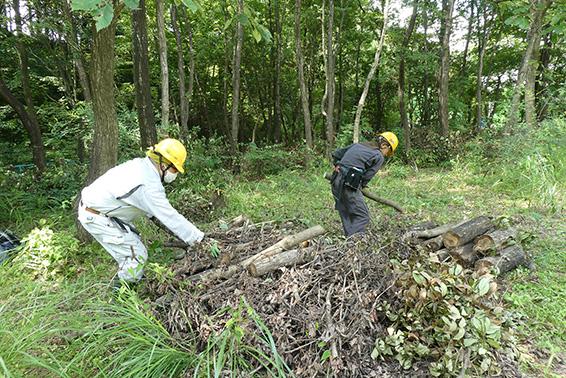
[379,132,399,157]
[148,138,187,173]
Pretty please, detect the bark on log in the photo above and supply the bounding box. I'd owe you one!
[443,216,493,248]
[435,249,450,262]
[190,225,325,281]
[475,245,526,275]
[421,235,444,252]
[405,220,467,240]
[229,215,249,228]
[323,172,404,213]
[408,221,438,232]
[473,229,516,253]
[247,247,316,277]
[448,243,477,266]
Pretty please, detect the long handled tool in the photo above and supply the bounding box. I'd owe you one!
[324,172,405,213]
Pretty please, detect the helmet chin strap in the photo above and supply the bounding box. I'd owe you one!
[158,155,173,184]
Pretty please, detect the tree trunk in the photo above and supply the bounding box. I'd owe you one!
[473,229,516,253]
[475,245,527,275]
[353,0,390,143]
[248,247,316,277]
[420,235,443,252]
[156,0,169,128]
[505,0,552,130]
[222,0,231,138]
[353,0,389,143]
[422,2,431,128]
[459,0,474,75]
[132,0,157,149]
[87,15,119,184]
[230,0,244,153]
[475,6,491,131]
[536,31,552,121]
[448,243,478,266]
[62,0,91,102]
[399,0,418,156]
[439,0,455,137]
[186,15,195,137]
[324,0,335,158]
[171,4,187,142]
[294,0,313,148]
[525,27,542,128]
[273,0,282,143]
[442,216,493,248]
[0,78,46,171]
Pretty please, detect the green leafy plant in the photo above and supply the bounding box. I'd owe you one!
[372,256,519,376]
[12,222,79,280]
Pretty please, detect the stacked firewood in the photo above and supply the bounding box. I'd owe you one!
[404,216,528,275]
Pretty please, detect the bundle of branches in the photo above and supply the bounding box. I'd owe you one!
[403,216,529,275]
[145,218,409,376]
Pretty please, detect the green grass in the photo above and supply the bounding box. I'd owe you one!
[1,123,564,376]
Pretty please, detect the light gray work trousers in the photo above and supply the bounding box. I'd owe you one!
[78,203,147,282]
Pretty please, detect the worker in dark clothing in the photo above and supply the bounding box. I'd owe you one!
[330,132,399,236]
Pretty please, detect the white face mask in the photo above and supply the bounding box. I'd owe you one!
[163,170,178,183]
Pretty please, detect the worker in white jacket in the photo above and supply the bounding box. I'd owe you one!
[78,138,204,287]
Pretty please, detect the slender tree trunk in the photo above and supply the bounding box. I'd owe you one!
[321,0,328,122]
[336,0,345,134]
[325,0,336,157]
[62,0,91,102]
[505,0,552,129]
[13,0,42,151]
[353,0,390,143]
[273,0,282,143]
[132,0,157,149]
[171,4,188,142]
[222,0,231,138]
[0,78,46,171]
[525,28,542,128]
[186,15,195,137]
[87,16,119,184]
[536,31,552,121]
[475,7,491,131]
[422,2,431,128]
[294,0,313,148]
[156,0,169,128]
[399,0,418,156]
[459,0,474,75]
[230,0,244,153]
[439,0,455,137]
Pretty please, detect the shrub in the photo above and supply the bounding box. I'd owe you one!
[372,255,519,376]
[12,223,79,280]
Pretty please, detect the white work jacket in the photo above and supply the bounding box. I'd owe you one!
[81,157,204,246]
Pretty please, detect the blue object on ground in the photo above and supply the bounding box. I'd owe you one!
[0,230,20,263]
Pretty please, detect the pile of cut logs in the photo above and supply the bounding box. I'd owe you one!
[183,217,327,282]
[404,216,528,275]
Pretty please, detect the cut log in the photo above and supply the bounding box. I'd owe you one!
[323,172,405,213]
[421,235,444,252]
[448,243,477,266]
[442,216,493,248]
[190,225,325,281]
[473,229,516,254]
[405,220,467,240]
[247,247,316,277]
[434,249,450,262]
[408,221,438,232]
[249,225,325,263]
[475,245,526,275]
[229,215,249,228]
